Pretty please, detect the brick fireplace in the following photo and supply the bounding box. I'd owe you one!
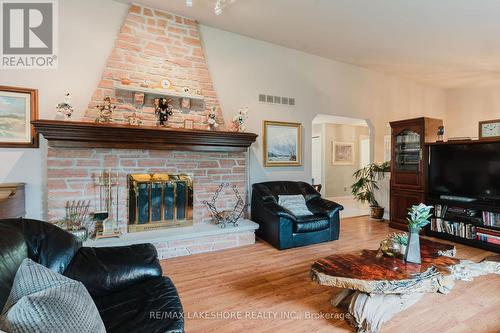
[47,148,246,228]
[45,146,256,259]
[36,4,259,259]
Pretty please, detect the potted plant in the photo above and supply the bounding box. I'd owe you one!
[405,203,433,264]
[351,161,390,220]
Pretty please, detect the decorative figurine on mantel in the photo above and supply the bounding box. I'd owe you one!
[232,107,248,132]
[126,112,143,126]
[95,96,116,123]
[154,97,173,126]
[55,93,74,120]
[207,106,219,131]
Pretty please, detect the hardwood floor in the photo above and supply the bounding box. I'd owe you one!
[161,216,500,333]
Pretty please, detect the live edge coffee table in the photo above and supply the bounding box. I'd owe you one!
[311,239,500,333]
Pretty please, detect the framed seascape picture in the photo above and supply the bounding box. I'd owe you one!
[0,86,38,148]
[332,141,354,165]
[263,121,302,167]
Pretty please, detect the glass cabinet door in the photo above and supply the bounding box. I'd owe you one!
[395,130,421,171]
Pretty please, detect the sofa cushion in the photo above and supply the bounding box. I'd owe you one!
[0,258,105,333]
[293,215,330,233]
[93,276,183,333]
[278,195,313,217]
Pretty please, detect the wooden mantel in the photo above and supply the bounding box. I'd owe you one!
[33,120,258,152]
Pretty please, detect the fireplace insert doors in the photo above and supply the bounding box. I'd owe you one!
[128,174,193,232]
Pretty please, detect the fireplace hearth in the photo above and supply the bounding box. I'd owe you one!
[128,174,193,233]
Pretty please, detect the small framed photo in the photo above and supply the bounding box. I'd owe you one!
[0,86,38,148]
[263,120,302,167]
[332,141,354,165]
[184,119,194,130]
[181,97,191,109]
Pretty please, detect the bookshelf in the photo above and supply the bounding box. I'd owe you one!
[426,197,500,253]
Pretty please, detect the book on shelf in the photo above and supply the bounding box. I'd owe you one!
[482,211,500,227]
[477,232,500,245]
[430,218,476,240]
[434,204,448,218]
[476,227,500,245]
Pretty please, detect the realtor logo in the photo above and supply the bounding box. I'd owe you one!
[1,0,58,69]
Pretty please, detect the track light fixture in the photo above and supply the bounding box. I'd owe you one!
[185,0,236,15]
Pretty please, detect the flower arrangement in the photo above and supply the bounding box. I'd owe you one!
[407,203,433,232]
[389,232,408,246]
[405,203,433,263]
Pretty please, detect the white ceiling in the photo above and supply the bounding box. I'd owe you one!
[120,0,500,89]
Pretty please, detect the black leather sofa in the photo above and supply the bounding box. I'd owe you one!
[0,218,184,333]
[251,181,343,250]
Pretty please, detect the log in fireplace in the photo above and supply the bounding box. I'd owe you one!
[128,174,193,232]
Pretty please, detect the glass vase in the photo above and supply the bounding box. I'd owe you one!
[405,227,421,264]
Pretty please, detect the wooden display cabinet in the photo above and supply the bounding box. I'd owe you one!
[389,117,442,230]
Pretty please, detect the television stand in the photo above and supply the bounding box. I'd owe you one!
[426,197,500,253]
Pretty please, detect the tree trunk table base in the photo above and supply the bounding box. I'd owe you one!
[332,290,423,333]
[311,239,500,333]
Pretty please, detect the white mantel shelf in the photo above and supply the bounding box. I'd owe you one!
[83,219,258,248]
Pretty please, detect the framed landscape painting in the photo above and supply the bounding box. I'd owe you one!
[0,86,38,148]
[332,141,354,165]
[263,121,302,167]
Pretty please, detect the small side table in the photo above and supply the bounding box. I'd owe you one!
[0,183,25,219]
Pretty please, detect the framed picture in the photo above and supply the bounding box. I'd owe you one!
[0,86,38,148]
[332,141,354,165]
[263,121,302,167]
[184,119,194,130]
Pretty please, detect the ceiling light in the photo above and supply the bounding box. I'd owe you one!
[214,0,222,15]
[185,0,237,15]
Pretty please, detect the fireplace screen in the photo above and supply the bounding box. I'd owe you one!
[128,174,193,232]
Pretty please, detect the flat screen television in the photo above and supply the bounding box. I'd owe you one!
[428,142,500,203]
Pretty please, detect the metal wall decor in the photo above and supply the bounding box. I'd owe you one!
[204,183,246,228]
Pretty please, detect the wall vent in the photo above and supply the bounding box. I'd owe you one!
[259,94,296,106]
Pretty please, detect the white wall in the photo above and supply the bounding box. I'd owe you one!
[200,25,446,186]
[445,84,500,139]
[0,0,128,218]
[0,0,446,219]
